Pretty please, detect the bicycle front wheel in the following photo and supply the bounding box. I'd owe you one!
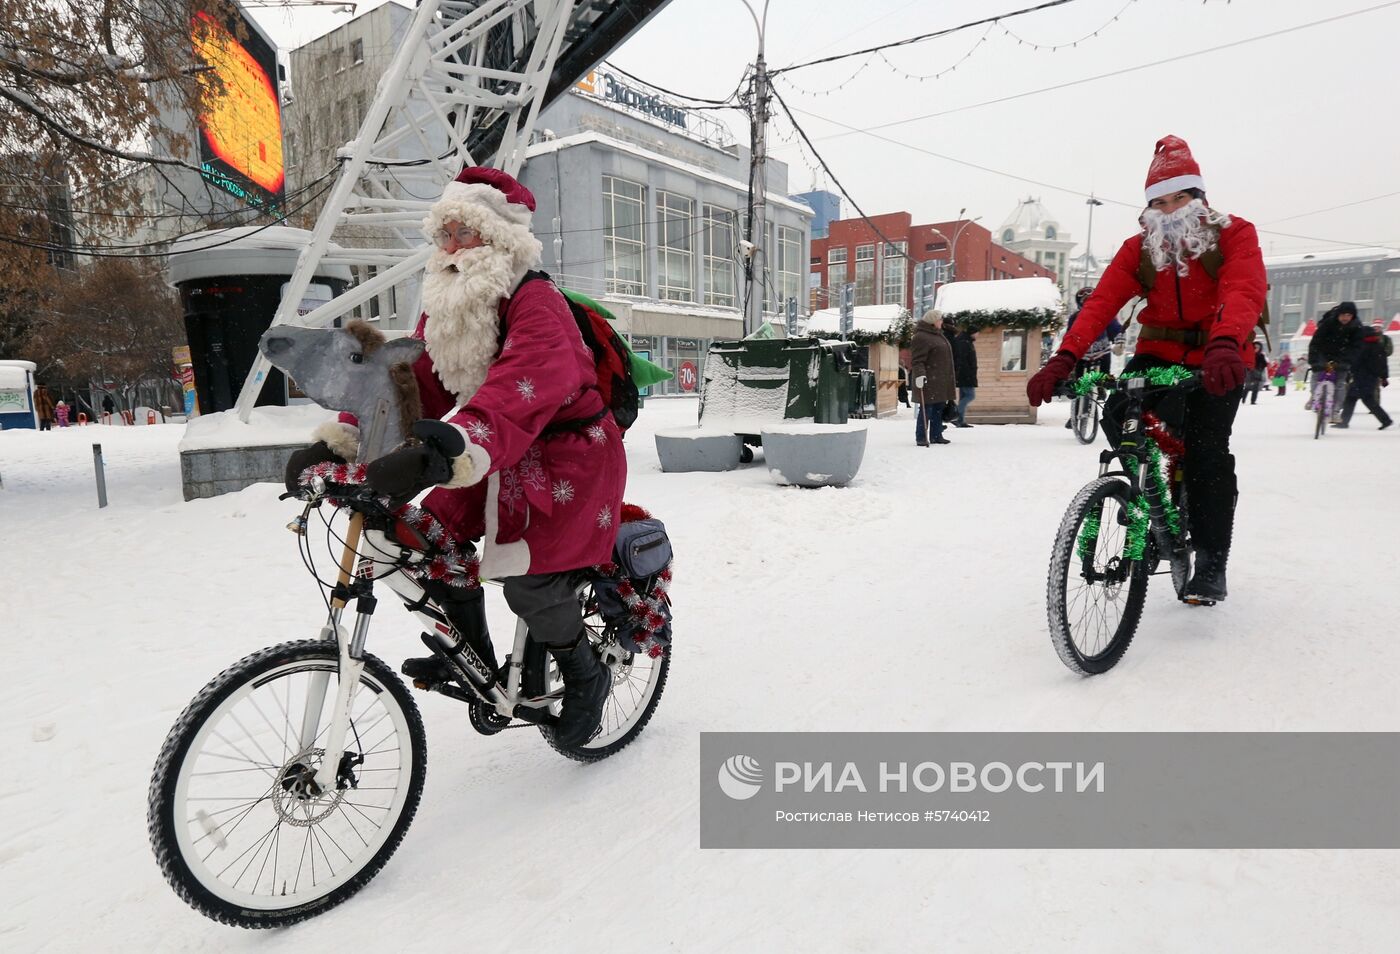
[1048,477,1149,675]
[1315,396,1327,439]
[1072,395,1099,445]
[148,641,427,928]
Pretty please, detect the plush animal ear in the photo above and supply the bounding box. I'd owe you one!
[383,337,425,364]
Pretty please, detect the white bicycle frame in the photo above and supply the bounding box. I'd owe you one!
[302,512,600,791]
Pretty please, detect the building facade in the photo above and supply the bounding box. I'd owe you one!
[809,212,1057,316]
[1264,247,1400,343]
[792,189,842,239]
[997,197,1076,292]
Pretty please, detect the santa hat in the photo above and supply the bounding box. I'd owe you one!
[424,166,542,271]
[1144,135,1205,203]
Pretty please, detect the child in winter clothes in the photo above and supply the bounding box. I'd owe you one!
[1272,354,1293,395]
[54,401,70,427]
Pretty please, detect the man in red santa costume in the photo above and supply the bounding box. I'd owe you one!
[290,166,624,746]
[1027,136,1267,604]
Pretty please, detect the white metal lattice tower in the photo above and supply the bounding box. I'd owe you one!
[236,0,667,418]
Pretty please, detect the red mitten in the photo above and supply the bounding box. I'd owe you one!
[1027,351,1077,407]
[1201,337,1246,396]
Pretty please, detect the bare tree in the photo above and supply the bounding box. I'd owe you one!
[27,256,185,409]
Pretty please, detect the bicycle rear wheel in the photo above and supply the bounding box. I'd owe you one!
[1072,395,1099,445]
[1048,477,1149,675]
[148,641,427,928]
[1315,395,1327,439]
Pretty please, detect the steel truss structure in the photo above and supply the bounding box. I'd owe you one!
[236,0,670,418]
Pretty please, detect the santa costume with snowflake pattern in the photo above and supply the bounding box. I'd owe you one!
[339,167,626,578]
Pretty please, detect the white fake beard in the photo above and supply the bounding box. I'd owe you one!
[1141,199,1232,277]
[420,244,518,402]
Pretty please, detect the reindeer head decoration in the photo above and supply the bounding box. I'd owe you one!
[259,320,425,462]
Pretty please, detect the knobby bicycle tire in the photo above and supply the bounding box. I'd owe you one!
[1047,477,1150,675]
[148,641,427,928]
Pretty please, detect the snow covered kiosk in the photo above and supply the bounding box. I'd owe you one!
[805,304,912,418]
[0,359,38,429]
[934,277,1064,424]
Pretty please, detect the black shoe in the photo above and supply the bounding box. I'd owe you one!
[1064,419,1073,429]
[1381,420,1393,430]
[932,437,951,444]
[402,654,455,686]
[954,422,973,428]
[1183,550,1228,604]
[1333,422,1349,429]
[917,440,929,447]
[549,636,610,748]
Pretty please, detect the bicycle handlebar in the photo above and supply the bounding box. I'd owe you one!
[1072,368,1202,399]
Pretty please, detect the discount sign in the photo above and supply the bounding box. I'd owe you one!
[678,360,698,392]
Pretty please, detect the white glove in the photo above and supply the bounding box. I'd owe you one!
[915,375,927,389]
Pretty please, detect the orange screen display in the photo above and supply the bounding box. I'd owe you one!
[192,11,284,207]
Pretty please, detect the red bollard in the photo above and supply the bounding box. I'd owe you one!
[77,412,88,426]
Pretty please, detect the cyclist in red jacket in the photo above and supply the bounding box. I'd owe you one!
[1028,135,1267,603]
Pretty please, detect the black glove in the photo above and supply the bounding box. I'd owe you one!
[363,420,467,500]
[284,441,344,494]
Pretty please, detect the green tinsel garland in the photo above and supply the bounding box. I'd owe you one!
[942,308,1063,334]
[1146,441,1182,538]
[1122,365,1195,387]
[1123,495,1151,562]
[1076,510,1101,560]
[1072,370,1112,396]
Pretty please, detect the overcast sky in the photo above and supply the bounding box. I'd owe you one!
[254,0,1400,260]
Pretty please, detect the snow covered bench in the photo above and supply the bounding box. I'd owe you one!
[760,422,868,488]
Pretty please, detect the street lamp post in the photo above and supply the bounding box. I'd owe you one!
[931,209,980,283]
[1082,194,1104,294]
[738,0,772,338]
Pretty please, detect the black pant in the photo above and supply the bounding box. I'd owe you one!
[1341,378,1392,427]
[502,572,583,647]
[1101,356,1242,555]
[39,418,51,431]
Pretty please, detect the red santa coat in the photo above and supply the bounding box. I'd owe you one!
[397,278,625,578]
[1061,215,1267,366]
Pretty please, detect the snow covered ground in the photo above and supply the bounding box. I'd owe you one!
[3,391,1398,952]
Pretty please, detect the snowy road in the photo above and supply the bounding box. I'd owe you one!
[2,392,1398,952]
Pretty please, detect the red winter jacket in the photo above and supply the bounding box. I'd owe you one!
[1060,214,1267,367]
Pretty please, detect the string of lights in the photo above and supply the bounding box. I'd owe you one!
[997,0,1138,51]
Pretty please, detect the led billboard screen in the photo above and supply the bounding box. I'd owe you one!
[191,9,284,213]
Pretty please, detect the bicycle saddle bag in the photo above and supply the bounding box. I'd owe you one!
[612,518,672,578]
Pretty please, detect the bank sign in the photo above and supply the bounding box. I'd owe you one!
[576,70,687,130]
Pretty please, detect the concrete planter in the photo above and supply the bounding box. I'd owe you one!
[180,444,305,500]
[760,422,868,488]
[654,427,743,472]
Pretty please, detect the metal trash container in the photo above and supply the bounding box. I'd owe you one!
[699,337,853,431]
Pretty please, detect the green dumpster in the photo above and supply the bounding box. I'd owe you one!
[698,336,854,431]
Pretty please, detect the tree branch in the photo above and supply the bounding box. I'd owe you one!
[0,84,203,171]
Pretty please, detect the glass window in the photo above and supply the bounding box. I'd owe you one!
[1318,281,1336,302]
[1390,276,1400,300]
[603,176,646,296]
[1002,228,1014,244]
[854,244,875,306]
[1355,278,1375,300]
[777,226,802,313]
[657,192,694,302]
[702,205,735,307]
[350,39,364,65]
[1358,306,1373,321]
[828,247,847,264]
[1284,284,1303,306]
[285,130,297,168]
[1001,330,1028,372]
[881,242,906,305]
[828,263,847,295]
[1045,225,1057,240]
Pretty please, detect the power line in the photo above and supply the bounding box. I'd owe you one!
[802,1,1400,138]
[771,0,1086,76]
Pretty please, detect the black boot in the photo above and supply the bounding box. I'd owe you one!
[549,635,610,747]
[403,587,499,687]
[1184,550,1228,603]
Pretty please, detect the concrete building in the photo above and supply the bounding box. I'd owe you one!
[1264,247,1400,344]
[809,212,1057,315]
[792,189,842,239]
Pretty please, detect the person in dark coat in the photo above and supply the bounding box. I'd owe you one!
[1244,340,1268,404]
[951,326,979,427]
[34,383,55,431]
[896,364,912,407]
[1337,321,1392,429]
[910,309,956,445]
[1308,302,1368,424]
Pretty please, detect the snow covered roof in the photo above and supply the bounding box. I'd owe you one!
[997,197,1066,243]
[1264,247,1400,268]
[806,303,904,336]
[935,277,1062,315]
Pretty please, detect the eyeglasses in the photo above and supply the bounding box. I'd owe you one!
[431,225,482,248]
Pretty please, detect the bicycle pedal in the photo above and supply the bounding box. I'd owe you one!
[1181,597,1217,607]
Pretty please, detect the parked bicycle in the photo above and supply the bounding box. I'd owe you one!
[1067,373,1103,444]
[1047,366,1204,675]
[147,469,672,928]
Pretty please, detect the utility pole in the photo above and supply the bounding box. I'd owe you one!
[744,52,770,337]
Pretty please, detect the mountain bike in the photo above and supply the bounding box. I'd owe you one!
[1306,364,1343,439]
[147,468,671,928]
[1069,376,1102,445]
[1047,367,1203,675]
